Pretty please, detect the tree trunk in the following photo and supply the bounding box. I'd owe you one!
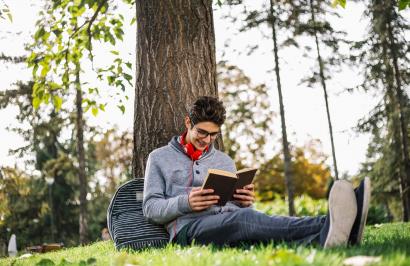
[309,0,339,180]
[269,0,295,216]
[381,39,409,221]
[386,0,410,221]
[133,0,220,178]
[75,69,88,243]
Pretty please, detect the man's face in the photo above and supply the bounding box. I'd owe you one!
[185,117,220,151]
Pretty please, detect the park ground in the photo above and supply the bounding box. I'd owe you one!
[1,222,409,266]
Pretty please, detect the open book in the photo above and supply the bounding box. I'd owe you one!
[201,168,258,206]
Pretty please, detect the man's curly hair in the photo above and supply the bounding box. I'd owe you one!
[188,96,226,127]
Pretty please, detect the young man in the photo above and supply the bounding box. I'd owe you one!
[143,96,371,248]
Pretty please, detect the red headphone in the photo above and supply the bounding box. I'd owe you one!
[180,131,208,161]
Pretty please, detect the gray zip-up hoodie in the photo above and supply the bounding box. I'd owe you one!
[142,136,242,241]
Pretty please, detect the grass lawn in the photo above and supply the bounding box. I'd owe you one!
[1,222,409,266]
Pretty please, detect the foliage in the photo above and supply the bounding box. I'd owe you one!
[367,204,393,225]
[2,223,410,265]
[27,0,134,114]
[255,140,332,201]
[93,129,132,194]
[398,0,410,10]
[332,0,346,8]
[0,77,131,247]
[333,0,410,10]
[352,0,410,221]
[0,167,51,250]
[0,0,11,21]
[218,61,275,167]
[254,194,328,217]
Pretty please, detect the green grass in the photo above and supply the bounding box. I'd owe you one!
[1,223,409,266]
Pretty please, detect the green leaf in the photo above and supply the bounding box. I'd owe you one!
[33,97,41,109]
[107,76,115,85]
[118,104,125,114]
[399,0,410,10]
[331,0,346,8]
[32,64,39,76]
[34,27,46,40]
[62,72,69,85]
[40,65,50,77]
[53,95,63,111]
[124,73,132,82]
[99,104,105,111]
[110,50,119,55]
[91,107,99,116]
[125,62,132,69]
[130,17,136,25]
[6,13,12,22]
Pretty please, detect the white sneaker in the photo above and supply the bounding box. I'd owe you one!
[322,180,357,248]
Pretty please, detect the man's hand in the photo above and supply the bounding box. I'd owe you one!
[188,187,220,212]
[233,184,255,207]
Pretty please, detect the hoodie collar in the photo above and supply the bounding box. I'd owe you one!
[168,135,215,159]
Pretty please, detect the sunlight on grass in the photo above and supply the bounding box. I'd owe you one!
[1,223,409,266]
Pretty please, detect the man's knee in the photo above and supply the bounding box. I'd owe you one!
[231,208,257,221]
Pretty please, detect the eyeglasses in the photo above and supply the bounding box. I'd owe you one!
[193,126,220,140]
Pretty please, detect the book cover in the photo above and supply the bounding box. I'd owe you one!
[201,168,257,206]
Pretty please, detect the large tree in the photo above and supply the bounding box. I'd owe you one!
[353,0,410,221]
[132,1,221,178]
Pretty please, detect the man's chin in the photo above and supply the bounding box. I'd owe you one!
[194,143,208,151]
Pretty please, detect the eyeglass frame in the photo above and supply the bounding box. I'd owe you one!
[189,117,221,140]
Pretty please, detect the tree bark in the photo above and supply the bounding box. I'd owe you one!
[269,0,295,216]
[133,0,220,178]
[386,0,410,221]
[309,0,339,180]
[75,69,88,243]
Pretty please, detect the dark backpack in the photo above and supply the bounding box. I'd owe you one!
[107,178,169,250]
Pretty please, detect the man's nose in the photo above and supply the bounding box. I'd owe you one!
[203,134,212,143]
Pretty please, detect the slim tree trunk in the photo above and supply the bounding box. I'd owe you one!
[386,0,410,221]
[381,38,409,221]
[269,0,295,216]
[75,68,88,243]
[309,0,339,180]
[133,0,220,178]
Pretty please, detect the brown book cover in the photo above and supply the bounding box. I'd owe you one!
[201,168,258,206]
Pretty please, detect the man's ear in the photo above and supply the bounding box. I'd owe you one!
[184,116,191,129]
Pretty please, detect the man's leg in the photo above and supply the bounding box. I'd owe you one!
[186,180,357,248]
[186,208,326,247]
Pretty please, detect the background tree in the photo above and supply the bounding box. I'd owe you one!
[223,0,297,215]
[94,128,133,193]
[268,0,296,215]
[285,0,349,180]
[352,0,410,221]
[27,0,134,243]
[256,140,331,201]
[0,79,80,247]
[217,61,275,167]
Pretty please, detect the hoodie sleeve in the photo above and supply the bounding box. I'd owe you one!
[142,153,192,224]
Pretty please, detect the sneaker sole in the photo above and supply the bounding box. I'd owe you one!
[324,180,357,248]
[356,177,371,244]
